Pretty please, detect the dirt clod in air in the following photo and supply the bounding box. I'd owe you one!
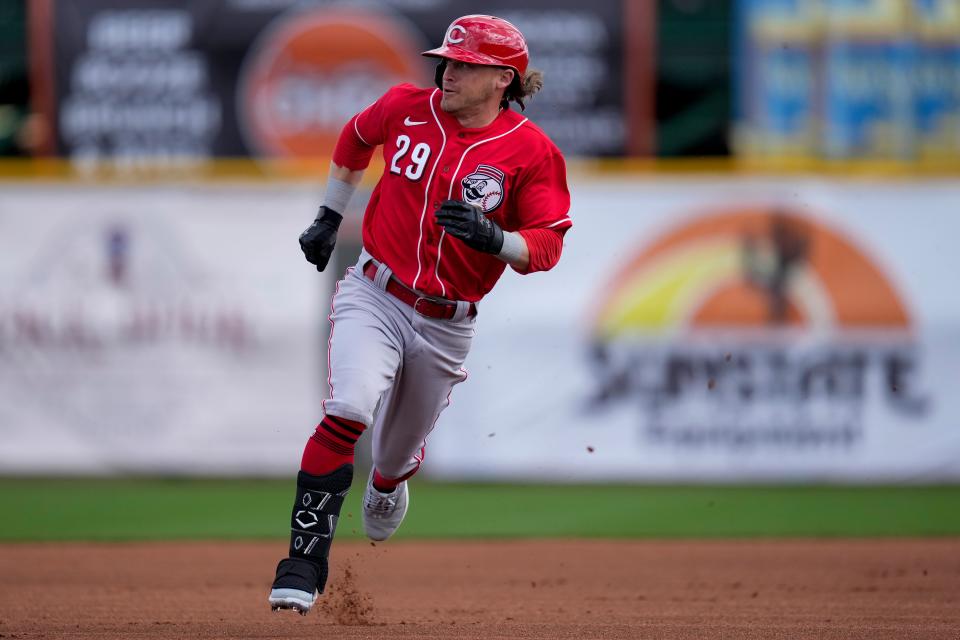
[318,561,374,625]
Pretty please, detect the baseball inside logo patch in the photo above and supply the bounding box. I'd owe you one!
[461,164,505,213]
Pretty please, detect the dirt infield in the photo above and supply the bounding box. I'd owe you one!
[1,539,958,639]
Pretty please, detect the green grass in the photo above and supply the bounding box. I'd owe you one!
[0,478,958,541]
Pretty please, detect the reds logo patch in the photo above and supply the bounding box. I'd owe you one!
[461,164,505,213]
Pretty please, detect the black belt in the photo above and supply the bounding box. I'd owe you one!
[363,261,476,320]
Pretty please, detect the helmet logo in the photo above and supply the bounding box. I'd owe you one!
[446,24,466,44]
[461,164,505,213]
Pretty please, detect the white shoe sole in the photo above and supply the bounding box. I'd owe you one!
[269,588,317,615]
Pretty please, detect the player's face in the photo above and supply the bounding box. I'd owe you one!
[440,60,514,116]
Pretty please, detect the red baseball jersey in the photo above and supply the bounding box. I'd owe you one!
[333,83,571,303]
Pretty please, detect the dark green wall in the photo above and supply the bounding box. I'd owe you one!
[656,0,732,156]
[0,0,28,156]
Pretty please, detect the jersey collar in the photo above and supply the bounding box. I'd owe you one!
[431,90,523,139]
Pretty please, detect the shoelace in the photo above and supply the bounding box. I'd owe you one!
[364,490,398,516]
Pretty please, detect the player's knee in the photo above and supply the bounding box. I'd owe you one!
[322,399,374,428]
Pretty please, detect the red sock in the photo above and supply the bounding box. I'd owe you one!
[300,415,366,476]
[372,466,418,493]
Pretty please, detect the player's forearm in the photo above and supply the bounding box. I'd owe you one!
[329,162,364,186]
[324,112,374,217]
[319,162,364,217]
[498,231,529,271]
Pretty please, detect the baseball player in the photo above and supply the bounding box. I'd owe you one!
[268,14,571,614]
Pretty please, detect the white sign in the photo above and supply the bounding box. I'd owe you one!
[428,176,960,482]
[0,184,328,474]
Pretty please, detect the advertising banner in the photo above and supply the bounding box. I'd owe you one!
[734,0,960,160]
[427,176,960,482]
[43,0,635,163]
[0,183,328,474]
[734,0,820,156]
[913,0,960,158]
[822,0,915,158]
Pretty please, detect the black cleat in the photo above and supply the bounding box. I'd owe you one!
[268,558,321,614]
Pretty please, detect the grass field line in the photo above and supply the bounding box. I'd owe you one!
[0,479,957,541]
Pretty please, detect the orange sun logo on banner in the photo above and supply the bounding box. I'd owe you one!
[592,208,910,339]
[238,7,429,158]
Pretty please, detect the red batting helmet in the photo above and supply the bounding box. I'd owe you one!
[421,15,529,78]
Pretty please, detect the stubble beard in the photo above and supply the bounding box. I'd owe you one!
[439,93,459,113]
[440,85,496,117]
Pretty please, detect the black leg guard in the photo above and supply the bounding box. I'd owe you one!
[272,464,353,595]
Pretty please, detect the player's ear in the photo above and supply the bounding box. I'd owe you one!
[496,67,514,90]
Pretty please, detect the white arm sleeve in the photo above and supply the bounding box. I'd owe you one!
[320,176,357,216]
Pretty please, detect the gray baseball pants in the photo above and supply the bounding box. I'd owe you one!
[321,250,475,479]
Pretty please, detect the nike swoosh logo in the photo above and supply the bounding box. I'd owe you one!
[404,117,428,126]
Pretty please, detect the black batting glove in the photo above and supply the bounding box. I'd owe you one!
[434,199,504,255]
[299,206,343,272]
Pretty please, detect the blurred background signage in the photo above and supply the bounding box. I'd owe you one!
[34,0,647,163]
[0,0,958,479]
